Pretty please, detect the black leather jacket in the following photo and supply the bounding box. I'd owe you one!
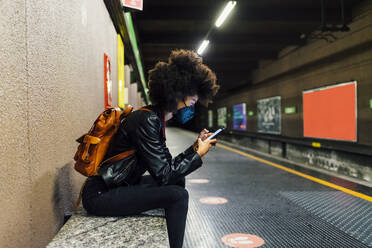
[97,105,203,187]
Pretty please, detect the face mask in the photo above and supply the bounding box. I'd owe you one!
[175,101,195,124]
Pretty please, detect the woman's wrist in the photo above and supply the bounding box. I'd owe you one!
[192,141,198,152]
[196,150,203,157]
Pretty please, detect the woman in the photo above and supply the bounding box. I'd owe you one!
[82,49,220,248]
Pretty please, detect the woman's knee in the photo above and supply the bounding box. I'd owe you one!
[168,185,189,203]
[175,177,186,188]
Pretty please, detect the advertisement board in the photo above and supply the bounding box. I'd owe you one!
[303,81,357,141]
[233,103,247,131]
[257,96,281,134]
[217,107,227,128]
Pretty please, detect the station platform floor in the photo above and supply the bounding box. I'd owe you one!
[165,127,372,248]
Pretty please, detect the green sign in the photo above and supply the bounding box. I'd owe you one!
[284,106,296,114]
[370,99,372,109]
[124,12,149,103]
[248,110,254,116]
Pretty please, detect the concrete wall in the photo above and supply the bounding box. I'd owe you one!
[193,1,372,184]
[0,1,30,247]
[0,0,119,247]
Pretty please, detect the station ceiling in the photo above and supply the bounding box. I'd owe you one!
[111,0,362,98]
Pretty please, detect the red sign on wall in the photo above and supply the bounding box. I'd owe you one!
[122,0,143,11]
[104,53,112,110]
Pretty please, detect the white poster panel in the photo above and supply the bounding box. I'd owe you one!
[257,96,281,134]
[208,110,213,128]
[217,107,227,128]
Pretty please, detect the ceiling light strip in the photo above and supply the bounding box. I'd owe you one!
[215,1,237,28]
[197,40,210,55]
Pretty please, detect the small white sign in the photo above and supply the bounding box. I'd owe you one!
[122,0,143,11]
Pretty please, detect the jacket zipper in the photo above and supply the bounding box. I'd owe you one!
[113,159,136,183]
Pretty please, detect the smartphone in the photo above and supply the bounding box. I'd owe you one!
[205,128,225,141]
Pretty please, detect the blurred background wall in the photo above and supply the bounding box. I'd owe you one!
[191,1,372,186]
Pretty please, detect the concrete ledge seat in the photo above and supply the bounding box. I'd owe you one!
[47,207,169,248]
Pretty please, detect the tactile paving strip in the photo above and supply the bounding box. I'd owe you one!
[280,191,372,247]
[184,196,369,248]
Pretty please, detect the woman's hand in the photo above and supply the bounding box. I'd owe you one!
[195,137,217,158]
[192,129,214,152]
[198,128,210,141]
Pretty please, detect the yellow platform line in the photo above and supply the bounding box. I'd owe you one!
[216,143,372,202]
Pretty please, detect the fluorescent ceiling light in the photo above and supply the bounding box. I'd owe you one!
[197,40,210,55]
[215,1,237,28]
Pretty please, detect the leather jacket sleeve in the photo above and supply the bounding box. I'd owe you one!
[134,113,203,185]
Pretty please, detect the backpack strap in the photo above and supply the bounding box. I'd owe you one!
[99,149,136,167]
[99,107,151,165]
[138,107,151,112]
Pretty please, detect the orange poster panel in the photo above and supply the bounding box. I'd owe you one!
[303,81,357,141]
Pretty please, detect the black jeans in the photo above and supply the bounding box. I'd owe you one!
[82,175,188,248]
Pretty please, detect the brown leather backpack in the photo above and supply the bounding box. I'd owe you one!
[73,106,136,177]
[72,105,151,210]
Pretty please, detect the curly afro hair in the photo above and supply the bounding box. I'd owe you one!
[147,49,220,113]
